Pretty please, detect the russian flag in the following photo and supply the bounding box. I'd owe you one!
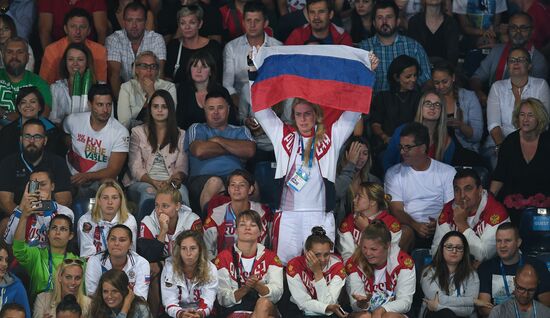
[250,45,375,114]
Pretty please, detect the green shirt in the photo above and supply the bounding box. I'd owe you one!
[12,239,77,300]
[0,69,52,112]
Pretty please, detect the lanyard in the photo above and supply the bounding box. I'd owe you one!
[500,255,524,296]
[45,247,67,292]
[514,300,537,318]
[100,225,108,249]
[226,204,237,223]
[299,134,315,170]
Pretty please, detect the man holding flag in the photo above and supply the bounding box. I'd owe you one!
[250,45,378,264]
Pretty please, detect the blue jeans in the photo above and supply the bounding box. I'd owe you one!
[127,182,190,224]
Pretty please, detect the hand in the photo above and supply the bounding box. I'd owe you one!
[423,292,439,312]
[122,287,135,310]
[446,118,463,128]
[354,213,370,232]
[326,304,348,318]
[413,221,434,238]
[244,274,259,289]
[369,53,380,71]
[452,201,468,225]
[180,311,201,318]
[168,175,182,189]
[158,213,170,232]
[152,180,168,190]
[482,26,496,39]
[305,250,323,276]
[346,141,364,166]
[474,298,494,309]
[140,77,156,98]
[70,173,90,186]
[372,306,386,318]
[352,293,372,309]
[20,183,41,217]
[150,262,162,277]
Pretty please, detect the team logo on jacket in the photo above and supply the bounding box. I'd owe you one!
[82,222,92,233]
[490,214,501,225]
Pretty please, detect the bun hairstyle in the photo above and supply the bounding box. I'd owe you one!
[358,182,391,211]
[304,226,334,251]
[56,294,82,315]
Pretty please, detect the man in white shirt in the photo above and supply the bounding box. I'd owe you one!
[385,122,455,251]
[64,84,129,201]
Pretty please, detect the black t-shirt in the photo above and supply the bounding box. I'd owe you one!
[478,255,550,303]
[157,0,223,38]
[164,39,223,84]
[0,152,72,205]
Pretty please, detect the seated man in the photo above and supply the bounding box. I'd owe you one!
[4,169,74,248]
[477,223,550,317]
[385,122,456,251]
[488,264,550,318]
[220,0,273,42]
[63,84,129,203]
[203,169,271,260]
[184,90,256,215]
[0,37,52,123]
[285,0,352,45]
[39,8,108,85]
[0,119,72,226]
[431,168,510,263]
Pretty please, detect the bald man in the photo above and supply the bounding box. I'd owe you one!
[489,264,550,317]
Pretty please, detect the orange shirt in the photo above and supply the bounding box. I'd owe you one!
[39,37,107,84]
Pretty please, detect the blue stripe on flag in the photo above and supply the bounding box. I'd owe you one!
[254,54,375,87]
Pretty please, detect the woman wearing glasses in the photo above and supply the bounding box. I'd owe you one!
[346,221,415,317]
[337,182,401,262]
[34,257,91,318]
[383,90,454,171]
[86,225,150,300]
[12,185,78,301]
[420,231,491,317]
[117,51,177,129]
[77,180,137,258]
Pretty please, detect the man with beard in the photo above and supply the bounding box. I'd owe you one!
[106,1,166,99]
[39,8,108,85]
[470,12,548,107]
[0,119,72,233]
[63,84,128,201]
[285,0,352,45]
[0,38,52,123]
[359,0,431,92]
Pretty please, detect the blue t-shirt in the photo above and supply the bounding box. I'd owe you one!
[184,123,254,177]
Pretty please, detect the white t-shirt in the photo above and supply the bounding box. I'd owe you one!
[385,159,455,222]
[63,112,129,175]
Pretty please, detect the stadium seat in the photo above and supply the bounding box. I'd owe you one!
[519,207,550,256]
[535,253,550,272]
[254,161,278,210]
[411,248,432,280]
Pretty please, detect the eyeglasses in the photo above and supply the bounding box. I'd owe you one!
[515,282,537,294]
[422,100,442,109]
[509,25,531,33]
[398,144,422,152]
[63,258,85,266]
[22,134,45,141]
[508,57,529,64]
[135,63,159,70]
[443,244,465,252]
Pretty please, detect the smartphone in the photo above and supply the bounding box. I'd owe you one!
[32,200,54,211]
[28,180,40,194]
[337,306,348,316]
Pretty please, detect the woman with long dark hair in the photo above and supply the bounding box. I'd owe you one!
[124,89,189,222]
[421,231,491,317]
[160,230,218,317]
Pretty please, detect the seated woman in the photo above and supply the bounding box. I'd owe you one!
[215,209,283,317]
[78,180,137,258]
[55,294,83,318]
[334,137,381,226]
[346,221,415,317]
[34,257,91,317]
[176,51,237,130]
[49,42,98,125]
[0,87,64,160]
[369,55,422,154]
[421,231,491,318]
[337,182,401,262]
[490,98,550,225]
[12,188,78,300]
[348,0,374,44]
[384,90,454,171]
[287,227,347,317]
[203,169,271,260]
[160,230,218,317]
[123,89,189,223]
[0,242,30,317]
[89,269,152,318]
[86,225,150,300]
[117,51,177,129]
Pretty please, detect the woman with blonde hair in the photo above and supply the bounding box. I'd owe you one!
[77,180,138,258]
[161,230,218,317]
[33,258,91,317]
[337,182,401,262]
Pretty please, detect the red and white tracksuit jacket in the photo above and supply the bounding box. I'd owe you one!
[161,257,218,317]
[431,190,510,262]
[140,205,202,257]
[345,247,415,313]
[203,199,271,260]
[286,254,346,315]
[337,211,402,262]
[214,243,284,308]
